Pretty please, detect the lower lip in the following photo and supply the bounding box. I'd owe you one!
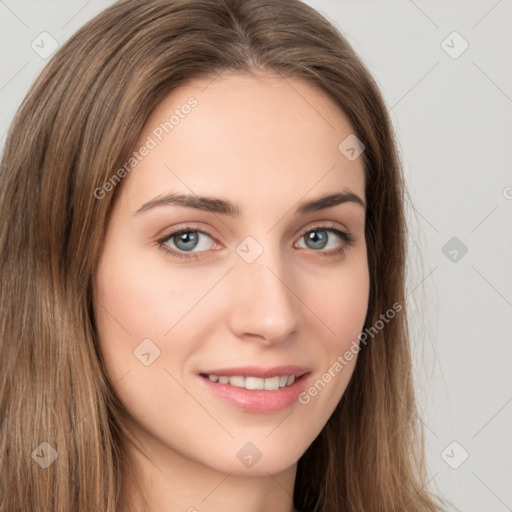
[198,374,311,413]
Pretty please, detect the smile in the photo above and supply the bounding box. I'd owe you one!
[198,367,311,413]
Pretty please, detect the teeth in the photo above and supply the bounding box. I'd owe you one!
[264,376,280,390]
[245,376,264,390]
[206,374,298,390]
[229,376,245,387]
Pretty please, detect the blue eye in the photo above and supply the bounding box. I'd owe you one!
[157,225,216,259]
[156,223,354,260]
[165,229,213,253]
[296,225,353,254]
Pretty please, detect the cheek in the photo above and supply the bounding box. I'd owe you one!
[93,242,226,385]
[95,245,210,336]
[298,252,369,404]
[311,252,370,348]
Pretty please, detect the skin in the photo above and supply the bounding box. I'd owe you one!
[94,71,369,512]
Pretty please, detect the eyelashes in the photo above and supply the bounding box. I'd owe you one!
[155,223,355,261]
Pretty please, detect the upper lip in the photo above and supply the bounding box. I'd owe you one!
[199,365,311,379]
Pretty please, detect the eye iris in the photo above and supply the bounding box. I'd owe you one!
[306,230,327,250]
[175,231,199,251]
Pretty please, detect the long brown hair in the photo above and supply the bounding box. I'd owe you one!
[0,0,445,510]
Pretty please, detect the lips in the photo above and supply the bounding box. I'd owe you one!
[197,365,312,413]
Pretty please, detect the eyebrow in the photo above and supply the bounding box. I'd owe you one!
[134,190,365,216]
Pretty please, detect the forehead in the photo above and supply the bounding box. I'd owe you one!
[122,71,365,213]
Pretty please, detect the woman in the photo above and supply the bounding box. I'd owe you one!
[0,0,446,510]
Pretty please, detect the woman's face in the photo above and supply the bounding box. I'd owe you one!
[94,71,369,477]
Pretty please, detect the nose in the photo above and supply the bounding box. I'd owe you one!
[226,247,301,346]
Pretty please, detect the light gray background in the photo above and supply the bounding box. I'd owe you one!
[1,1,511,510]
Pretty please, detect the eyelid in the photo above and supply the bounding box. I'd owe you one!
[155,223,217,244]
